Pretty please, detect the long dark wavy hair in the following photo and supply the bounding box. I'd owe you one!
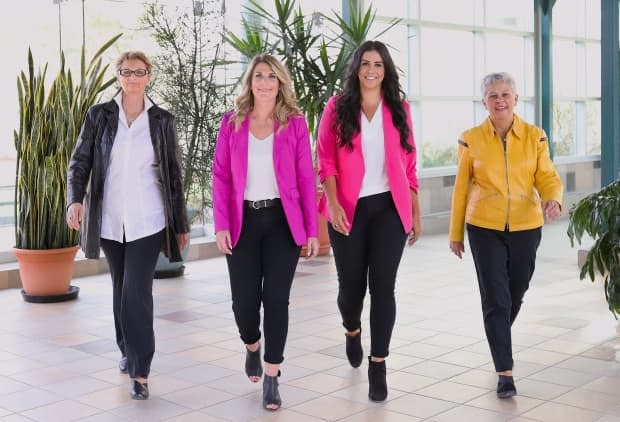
[334,40,412,153]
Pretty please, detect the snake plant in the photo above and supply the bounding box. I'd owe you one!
[13,34,121,250]
[567,180,620,317]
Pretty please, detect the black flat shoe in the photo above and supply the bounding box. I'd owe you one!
[119,356,128,374]
[345,329,363,368]
[368,357,387,402]
[262,372,282,411]
[497,375,517,398]
[131,380,149,400]
[245,346,263,381]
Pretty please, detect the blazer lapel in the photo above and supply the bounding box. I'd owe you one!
[272,120,283,177]
[234,117,250,194]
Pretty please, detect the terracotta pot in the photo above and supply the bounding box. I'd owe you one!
[301,189,331,257]
[13,246,79,296]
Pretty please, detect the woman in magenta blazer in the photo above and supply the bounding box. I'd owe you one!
[317,40,421,402]
[212,54,319,411]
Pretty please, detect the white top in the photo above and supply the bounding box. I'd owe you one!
[100,94,166,242]
[359,102,390,197]
[244,132,280,201]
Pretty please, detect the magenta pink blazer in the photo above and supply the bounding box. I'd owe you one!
[317,96,419,233]
[212,112,318,247]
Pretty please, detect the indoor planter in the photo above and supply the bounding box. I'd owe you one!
[567,179,620,317]
[142,1,229,277]
[13,35,120,302]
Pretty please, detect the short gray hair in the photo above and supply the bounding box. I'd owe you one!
[480,72,517,97]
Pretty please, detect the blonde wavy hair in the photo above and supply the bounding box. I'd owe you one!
[231,54,300,129]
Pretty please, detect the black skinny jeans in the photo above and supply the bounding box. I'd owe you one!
[225,203,301,364]
[329,191,407,358]
[467,224,541,372]
[100,229,165,379]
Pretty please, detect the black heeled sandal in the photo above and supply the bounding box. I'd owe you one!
[262,371,282,411]
[345,328,363,368]
[245,345,263,381]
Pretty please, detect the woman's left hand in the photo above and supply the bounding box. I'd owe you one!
[177,232,189,250]
[543,200,561,221]
[305,237,320,259]
[408,218,421,246]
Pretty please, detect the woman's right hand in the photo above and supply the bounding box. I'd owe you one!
[215,230,233,255]
[328,202,350,236]
[66,203,83,230]
[450,241,464,259]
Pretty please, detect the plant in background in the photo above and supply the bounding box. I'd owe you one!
[567,180,620,317]
[14,34,121,250]
[225,0,400,139]
[142,0,231,217]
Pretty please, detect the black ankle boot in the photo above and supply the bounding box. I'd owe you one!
[497,375,517,398]
[368,357,387,402]
[345,329,363,368]
[262,372,282,411]
[245,346,263,381]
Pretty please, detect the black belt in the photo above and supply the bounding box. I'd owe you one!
[244,198,281,210]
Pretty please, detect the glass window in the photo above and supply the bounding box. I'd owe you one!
[420,101,473,167]
[370,22,408,85]
[585,0,601,39]
[552,0,581,37]
[420,28,474,96]
[585,43,601,97]
[553,101,576,156]
[553,40,577,97]
[420,0,477,26]
[586,101,601,155]
[485,35,528,96]
[485,0,533,32]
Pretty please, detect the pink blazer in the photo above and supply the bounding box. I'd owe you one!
[212,112,318,247]
[317,96,418,233]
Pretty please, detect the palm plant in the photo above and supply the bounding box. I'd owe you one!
[225,0,400,139]
[14,34,121,250]
[567,180,620,317]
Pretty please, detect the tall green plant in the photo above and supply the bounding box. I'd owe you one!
[225,0,400,139]
[567,180,620,317]
[13,34,121,250]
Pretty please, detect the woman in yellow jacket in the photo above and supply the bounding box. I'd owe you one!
[449,72,563,398]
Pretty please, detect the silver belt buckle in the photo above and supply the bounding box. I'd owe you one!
[252,200,261,210]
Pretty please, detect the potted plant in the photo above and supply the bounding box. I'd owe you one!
[567,179,620,317]
[142,0,231,278]
[13,35,121,302]
[225,0,400,256]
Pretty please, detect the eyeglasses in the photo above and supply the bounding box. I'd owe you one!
[118,69,150,78]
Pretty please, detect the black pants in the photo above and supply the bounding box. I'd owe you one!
[329,192,407,358]
[467,224,541,372]
[225,203,301,364]
[100,229,165,378]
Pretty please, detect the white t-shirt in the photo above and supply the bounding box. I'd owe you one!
[244,132,280,201]
[359,102,390,197]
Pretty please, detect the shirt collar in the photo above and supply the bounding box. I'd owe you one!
[113,93,153,113]
[483,113,525,140]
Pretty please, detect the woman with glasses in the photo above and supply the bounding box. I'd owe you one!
[449,72,563,398]
[67,51,189,400]
[213,54,319,411]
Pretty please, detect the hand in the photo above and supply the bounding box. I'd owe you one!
[305,237,320,259]
[450,241,465,259]
[177,232,189,250]
[66,203,83,230]
[408,218,421,246]
[544,200,561,221]
[328,202,350,236]
[215,230,232,255]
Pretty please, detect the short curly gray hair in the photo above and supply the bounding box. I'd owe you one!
[480,72,517,97]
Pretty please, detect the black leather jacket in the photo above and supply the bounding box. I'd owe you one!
[67,99,189,262]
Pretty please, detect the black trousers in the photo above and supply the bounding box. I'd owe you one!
[329,192,407,358]
[467,224,541,372]
[225,204,301,364]
[100,229,165,378]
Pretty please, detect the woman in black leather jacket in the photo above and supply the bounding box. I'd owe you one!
[66,51,188,400]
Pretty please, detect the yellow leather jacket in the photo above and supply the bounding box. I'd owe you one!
[449,114,563,242]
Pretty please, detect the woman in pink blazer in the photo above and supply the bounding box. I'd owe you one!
[212,54,319,411]
[317,41,421,402]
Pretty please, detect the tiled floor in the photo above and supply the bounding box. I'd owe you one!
[0,219,619,421]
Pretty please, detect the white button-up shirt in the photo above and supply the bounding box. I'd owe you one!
[100,94,166,242]
[359,101,390,197]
